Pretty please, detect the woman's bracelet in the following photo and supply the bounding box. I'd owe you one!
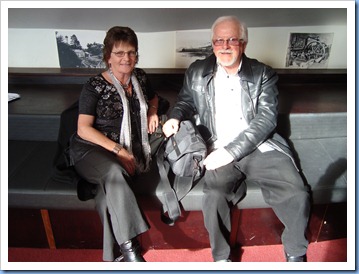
[112,143,123,155]
[150,105,157,110]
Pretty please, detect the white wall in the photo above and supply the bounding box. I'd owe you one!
[8,25,347,69]
[138,32,176,68]
[9,29,61,67]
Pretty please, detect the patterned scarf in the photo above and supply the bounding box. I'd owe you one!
[108,68,151,172]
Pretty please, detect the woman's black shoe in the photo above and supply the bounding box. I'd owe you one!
[285,252,306,262]
[119,239,146,262]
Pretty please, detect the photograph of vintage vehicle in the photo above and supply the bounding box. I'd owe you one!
[286,33,333,68]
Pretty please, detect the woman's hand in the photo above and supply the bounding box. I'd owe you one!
[116,149,137,176]
[147,109,159,134]
[147,95,159,134]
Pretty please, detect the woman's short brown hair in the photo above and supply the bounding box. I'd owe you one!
[103,26,138,68]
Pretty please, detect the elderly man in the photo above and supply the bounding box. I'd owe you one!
[163,15,310,262]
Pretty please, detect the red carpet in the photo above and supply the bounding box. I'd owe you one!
[8,238,346,262]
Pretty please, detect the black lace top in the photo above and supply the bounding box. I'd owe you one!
[78,68,155,143]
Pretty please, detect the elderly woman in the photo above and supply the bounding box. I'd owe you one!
[69,26,159,262]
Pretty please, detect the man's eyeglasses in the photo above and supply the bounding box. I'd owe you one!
[212,38,244,46]
[111,50,138,58]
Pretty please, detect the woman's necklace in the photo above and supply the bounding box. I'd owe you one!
[122,81,132,97]
[108,69,132,96]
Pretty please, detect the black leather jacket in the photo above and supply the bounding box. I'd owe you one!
[170,54,297,168]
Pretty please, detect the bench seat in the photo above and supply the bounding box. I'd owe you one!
[8,112,347,211]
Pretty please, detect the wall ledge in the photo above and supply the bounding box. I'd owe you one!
[8,67,347,76]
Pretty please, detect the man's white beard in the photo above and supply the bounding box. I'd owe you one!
[216,51,237,67]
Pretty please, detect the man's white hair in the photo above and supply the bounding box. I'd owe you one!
[211,15,248,43]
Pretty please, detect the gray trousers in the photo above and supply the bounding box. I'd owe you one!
[202,149,311,261]
[73,147,149,261]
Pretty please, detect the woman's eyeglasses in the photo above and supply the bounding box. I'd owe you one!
[111,50,138,58]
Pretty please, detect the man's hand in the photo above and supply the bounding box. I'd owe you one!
[203,148,234,170]
[162,118,180,137]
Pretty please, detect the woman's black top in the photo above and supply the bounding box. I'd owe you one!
[70,68,155,164]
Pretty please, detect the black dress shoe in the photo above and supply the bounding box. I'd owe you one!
[119,239,146,262]
[285,252,306,262]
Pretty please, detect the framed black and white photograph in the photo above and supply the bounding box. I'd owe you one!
[175,30,212,68]
[55,30,106,68]
[286,32,334,68]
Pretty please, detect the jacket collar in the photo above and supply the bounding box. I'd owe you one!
[202,54,217,77]
[203,53,254,83]
[239,54,254,83]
